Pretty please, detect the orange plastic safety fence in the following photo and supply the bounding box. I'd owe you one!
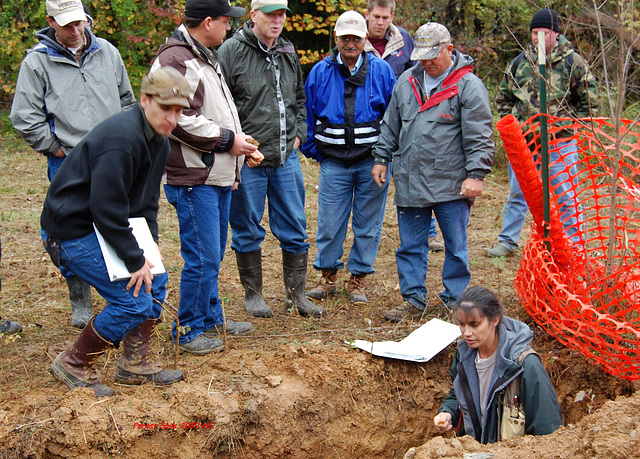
[497,114,640,380]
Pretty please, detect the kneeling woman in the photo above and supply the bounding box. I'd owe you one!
[433,286,562,443]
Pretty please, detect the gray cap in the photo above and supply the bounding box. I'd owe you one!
[410,22,451,60]
[141,67,191,108]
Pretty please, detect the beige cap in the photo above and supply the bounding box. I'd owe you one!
[141,67,191,108]
[251,0,290,13]
[334,11,367,38]
[46,0,86,26]
[410,22,451,60]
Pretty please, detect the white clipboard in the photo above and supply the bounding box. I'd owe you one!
[349,318,461,362]
[93,217,165,282]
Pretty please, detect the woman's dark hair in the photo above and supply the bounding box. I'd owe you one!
[452,286,504,323]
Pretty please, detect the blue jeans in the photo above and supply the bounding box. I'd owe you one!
[498,139,583,250]
[230,152,309,254]
[396,200,471,308]
[47,154,66,182]
[165,184,229,343]
[428,217,439,238]
[314,157,389,274]
[42,230,167,344]
[46,154,76,280]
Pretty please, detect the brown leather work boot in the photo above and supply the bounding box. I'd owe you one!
[347,273,367,304]
[115,318,183,385]
[306,269,338,301]
[383,301,425,322]
[50,317,115,397]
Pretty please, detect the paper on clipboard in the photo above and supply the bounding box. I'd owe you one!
[94,217,165,282]
[349,318,461,362]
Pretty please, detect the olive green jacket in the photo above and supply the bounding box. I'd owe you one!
[218,21,307,168]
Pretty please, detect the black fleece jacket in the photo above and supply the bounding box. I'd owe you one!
[41,104,170,273]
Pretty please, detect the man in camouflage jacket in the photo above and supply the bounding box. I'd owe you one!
[486,8,597,258]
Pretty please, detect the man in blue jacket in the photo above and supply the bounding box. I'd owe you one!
[372,23,494,321]
[302,11,396,305]
[364,0,444,252]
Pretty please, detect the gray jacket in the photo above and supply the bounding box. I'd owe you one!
[10,27,135,156]
[372,51,494,207]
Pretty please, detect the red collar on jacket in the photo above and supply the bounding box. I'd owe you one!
[409,65,474,112]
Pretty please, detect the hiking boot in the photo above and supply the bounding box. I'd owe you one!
[204,319,255,337]
[115,318,183,386]
[50,317,115,397]
[0,317,22,334]
[383,301,425,322]
[306,269,337,300]
[347,273,367,304]
[283,251,326,318]
[485,243,515,258]
[236,249,273,318]
[178,334,224,356]
[67,276,93,329]
[428,236,444,252]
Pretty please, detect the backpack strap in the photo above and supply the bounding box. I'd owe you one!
[517,347,538,364]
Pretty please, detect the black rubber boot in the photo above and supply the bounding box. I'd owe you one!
[236,249,273,318]
[0,316,22,334]
[282,251,326,318]
[115,318,183,385]
[50,317,115,397]
[67,276,93,329]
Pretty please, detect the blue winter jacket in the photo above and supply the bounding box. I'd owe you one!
[301,50,396,165]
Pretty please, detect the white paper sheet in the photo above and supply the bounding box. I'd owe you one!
[349,318,461,362]
[94,217,166,282]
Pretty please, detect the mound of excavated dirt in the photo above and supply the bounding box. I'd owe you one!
[0,144,638,457]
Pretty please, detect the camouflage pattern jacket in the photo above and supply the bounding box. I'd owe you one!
[496,35,597,123]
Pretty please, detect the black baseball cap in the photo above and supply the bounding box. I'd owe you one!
[185,0,246,18]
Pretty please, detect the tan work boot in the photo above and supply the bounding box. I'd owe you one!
[428,236,444,252]
[306,269,338,301]
[347,273,367,304]
[383,301,425,322]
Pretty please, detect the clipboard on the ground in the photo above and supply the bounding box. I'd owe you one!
[348,318,461,362]
[93,217,165,282]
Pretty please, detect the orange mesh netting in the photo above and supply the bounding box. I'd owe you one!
[496,114,640,380]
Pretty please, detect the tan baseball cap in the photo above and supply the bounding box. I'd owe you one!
[334,11,367,38]
[251,0,290,13]
[46,0,86,26]
[141,67,191,108]
[411,22,451,60]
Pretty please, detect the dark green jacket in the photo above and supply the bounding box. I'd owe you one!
[438,317,563,444]
[218,21,306,168]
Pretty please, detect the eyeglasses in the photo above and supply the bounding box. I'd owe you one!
[337,36,363,44]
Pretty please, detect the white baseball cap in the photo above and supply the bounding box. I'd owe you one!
[46,0,86,26]
[334,11,367,38]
